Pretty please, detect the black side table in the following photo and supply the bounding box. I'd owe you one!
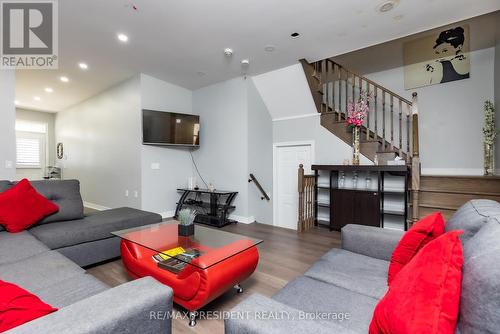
[175,188,238,228]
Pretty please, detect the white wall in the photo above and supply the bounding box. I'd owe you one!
[56,76,142,209]
[140,74,194,217]
[247,80,273,224]
[192,77,250,220]
[273,115,372,165]
[0,70,16,181]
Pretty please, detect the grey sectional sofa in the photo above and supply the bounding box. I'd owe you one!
[0,179,173,334]
[226,199,500,334]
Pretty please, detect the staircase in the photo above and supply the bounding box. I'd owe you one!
[300,58,421,222]
[419,175,500,219]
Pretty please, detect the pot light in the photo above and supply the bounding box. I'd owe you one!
[78,62,88,70]
[377,0,399,13]
[45,87,53,93]
[264,45,276,52]
[60,76,69,83]
[33,96,41,101]
[241,59,250,65]
[117,33,129,42]
[291,32,300,39]
[224,48,233,57]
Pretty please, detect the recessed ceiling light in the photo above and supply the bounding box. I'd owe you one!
[224,48,233,57]
[291,32,300,39]
[60,76,69,83]
[78,62,88,70]
[264,45,276,52]
[33,96,41,101]
[241,59,250,65]
[117,33,129,42]
[45,87,53,93]
[377,0,399,13]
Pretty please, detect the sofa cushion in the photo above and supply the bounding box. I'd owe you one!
[0,181,10,193]
[0,179,60,233]
[273,276,378,334]
[0,280,57,333]
[304,248,388,299]
[30,180,84,224]
[370,231,463,334]
[0,251,84,292]
[29,207,162,250]
[33,274,109,308]
[0,231,49,265]
[446,199,500,244]
[388,212,445,284]
[457,217,500,333]
[0,180,84,225]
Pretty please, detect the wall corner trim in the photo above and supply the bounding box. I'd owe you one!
[272,113,319,122]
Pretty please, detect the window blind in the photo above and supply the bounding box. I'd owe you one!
[16,137,41,167]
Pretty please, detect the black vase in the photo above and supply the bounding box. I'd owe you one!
[178,224,194,236]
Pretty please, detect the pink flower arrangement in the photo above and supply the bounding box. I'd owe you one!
[346,94,371,128]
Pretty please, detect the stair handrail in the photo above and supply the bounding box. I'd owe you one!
[324,59,412,105]
[248,174,270,201]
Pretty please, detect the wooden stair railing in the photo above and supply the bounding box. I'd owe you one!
[300,58,421,225]
[300,59,419,163]
[297,164,315,232]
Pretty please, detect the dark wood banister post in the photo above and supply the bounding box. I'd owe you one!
[297,164,305,232]
[411,92,421,224]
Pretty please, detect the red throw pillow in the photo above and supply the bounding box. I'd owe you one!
[369,231,463,334]
[387,212,445,284]
[0,179,59,233]
[0,280,57,332]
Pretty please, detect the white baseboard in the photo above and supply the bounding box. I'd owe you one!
[421,168,484,176]
[83,201,110,211]
[160,210,176,219]
[230,215,256,224]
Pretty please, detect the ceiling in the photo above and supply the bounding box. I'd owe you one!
[15,0,500,112]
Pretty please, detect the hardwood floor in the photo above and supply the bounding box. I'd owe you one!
[87,222,341,334]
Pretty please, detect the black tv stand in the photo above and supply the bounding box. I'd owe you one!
[175,188,238,228]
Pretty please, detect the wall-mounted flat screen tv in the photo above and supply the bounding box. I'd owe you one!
[142,110,200,146]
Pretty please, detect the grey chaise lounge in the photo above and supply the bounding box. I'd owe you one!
[0,179,173,334]
[225,199,500,334]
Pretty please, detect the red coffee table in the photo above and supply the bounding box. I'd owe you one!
[112,221,261,326]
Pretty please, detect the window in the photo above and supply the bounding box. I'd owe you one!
[15,121,47,169]
[16,137,42,167]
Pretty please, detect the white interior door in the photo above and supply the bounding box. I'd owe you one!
[274,143,313,230]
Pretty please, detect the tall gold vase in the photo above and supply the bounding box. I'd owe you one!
[352,126,360,165]
[484,142,494,175]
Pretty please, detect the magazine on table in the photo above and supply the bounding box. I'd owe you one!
[152,247,203,274]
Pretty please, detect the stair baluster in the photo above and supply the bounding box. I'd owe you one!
[382,92,386,151]
[399,99,403,157]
